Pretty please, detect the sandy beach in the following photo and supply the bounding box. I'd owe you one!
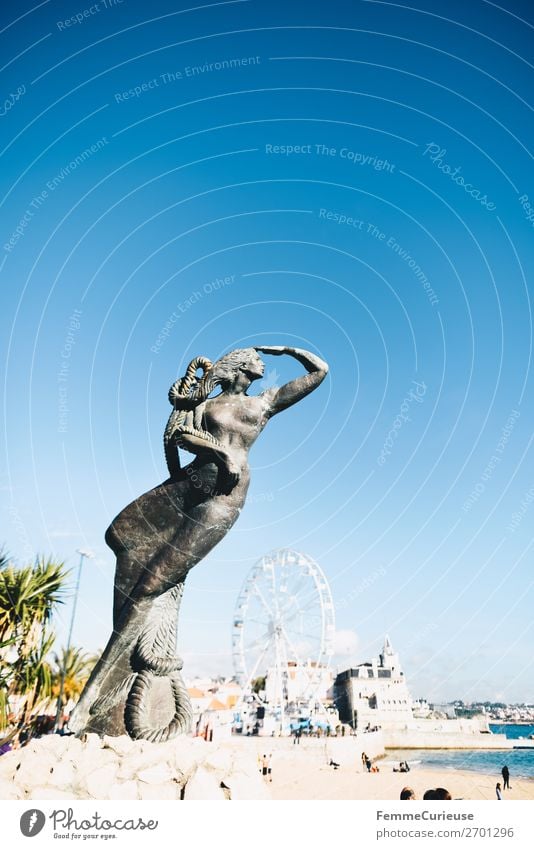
[235,739,534,800]
[268,760,534,801]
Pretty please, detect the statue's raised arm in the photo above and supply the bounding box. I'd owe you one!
[255,345,329,418]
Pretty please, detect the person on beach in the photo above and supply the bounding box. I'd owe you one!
[433,788,452,800]
[424,788,451,800]
[261,753,272,782]
[365,755,372,773]
[400,787,416,800]
[496,782,503,800]
[501,765,510,790]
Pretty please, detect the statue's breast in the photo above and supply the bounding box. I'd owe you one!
[201,396,263,443]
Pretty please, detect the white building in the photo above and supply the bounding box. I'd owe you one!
[264,660,334,707]
[334,636,414,730]
[186,677,243,741]
[334,637,507,748]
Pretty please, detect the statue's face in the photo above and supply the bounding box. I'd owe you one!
[240,350,265,381]
[214,348,265,389]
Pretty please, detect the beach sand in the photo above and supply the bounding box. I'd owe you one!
[267,757,534,801]
[231,737,534,800]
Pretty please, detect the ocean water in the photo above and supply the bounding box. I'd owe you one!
[489,723,534,740]
[389,725,534,779]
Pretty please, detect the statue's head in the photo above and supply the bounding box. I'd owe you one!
[205,347,265,390]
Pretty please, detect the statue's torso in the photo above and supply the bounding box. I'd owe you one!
[198,392,268,457]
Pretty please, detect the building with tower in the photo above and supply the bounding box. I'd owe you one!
[333,635,414,730]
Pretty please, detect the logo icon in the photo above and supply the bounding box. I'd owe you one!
[260,368,280,391]
[20,810,46,837]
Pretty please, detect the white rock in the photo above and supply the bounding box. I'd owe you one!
[47,760,77,789]
[117,749,170,780]
[137,763,175,784]
[0,778,22,799]
[108,781,139,800]
[17,740,58,766]
[138,781,181,800]
[204,746,233,775]
[71,747,117,777]
[1,731,235,801]
[103,735,134,757]
[25,735,67,757]
[80,733,103,750]
[58,737,83,761]
[0,752,22,782]
[171,736,207,758]
[169,740,204,778]
[137,740,161,757]
[183,767,226,800]
[228,756,260,779]
[83,763,119,799]
[14,757,55,791]
[224,770,271,801]
[29,786,78,800]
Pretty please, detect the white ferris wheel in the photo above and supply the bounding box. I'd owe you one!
[232,549,335,715]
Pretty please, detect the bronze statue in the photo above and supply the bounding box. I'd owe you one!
[70,346,328,741]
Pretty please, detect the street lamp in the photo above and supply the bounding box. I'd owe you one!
[54,548,94,732]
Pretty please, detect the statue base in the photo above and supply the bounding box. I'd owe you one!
[0,733,270,800]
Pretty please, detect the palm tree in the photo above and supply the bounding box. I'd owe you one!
[0,551,68,733]
[0,554,66,645]
[51,646,97,711]
[11,631,56,729]
[0,636,16,730]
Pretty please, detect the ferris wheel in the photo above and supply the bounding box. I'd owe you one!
[232,549,335,709]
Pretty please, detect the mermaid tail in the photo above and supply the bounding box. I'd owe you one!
[69,582,192,741]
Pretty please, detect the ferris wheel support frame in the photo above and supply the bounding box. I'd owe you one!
[232,548,336,732]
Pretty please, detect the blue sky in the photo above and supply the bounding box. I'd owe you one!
[1,0,533,703]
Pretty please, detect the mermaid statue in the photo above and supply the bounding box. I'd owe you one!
[69,345,328,741]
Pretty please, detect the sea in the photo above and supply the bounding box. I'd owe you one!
[389,724,534,779]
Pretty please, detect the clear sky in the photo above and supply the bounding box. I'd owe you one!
[1,0,533,703]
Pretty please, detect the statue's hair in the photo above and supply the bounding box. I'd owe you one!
[200,347,258,396]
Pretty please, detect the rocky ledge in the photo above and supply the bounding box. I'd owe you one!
[0,733,270,801]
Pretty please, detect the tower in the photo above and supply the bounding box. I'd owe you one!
[379,635,402,679]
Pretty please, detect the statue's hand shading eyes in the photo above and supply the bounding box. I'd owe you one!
[254,345,286,356]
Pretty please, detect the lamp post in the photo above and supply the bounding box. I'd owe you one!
[54,548,93,732]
